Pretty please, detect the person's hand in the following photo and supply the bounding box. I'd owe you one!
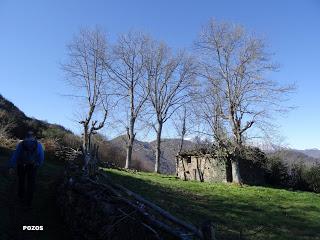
[8,168,15,175]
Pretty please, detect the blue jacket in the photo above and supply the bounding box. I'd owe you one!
[9,138,44,168]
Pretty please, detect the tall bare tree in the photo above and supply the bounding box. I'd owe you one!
[145,41,197,173]
[62,28,109,163]
[108,32,150,169]
[173,106,188,155]
[195,20,294,183]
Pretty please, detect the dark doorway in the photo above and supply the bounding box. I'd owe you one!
[226,158,232,182]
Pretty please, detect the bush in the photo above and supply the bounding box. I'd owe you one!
[264,156,290,187]
[263,155,320,193]
[61,133,81,149]
[304,164,320,193]
[288,163,309,190]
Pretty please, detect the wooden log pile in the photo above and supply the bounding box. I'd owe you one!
[57,170,216,239]
[57,176,176,239]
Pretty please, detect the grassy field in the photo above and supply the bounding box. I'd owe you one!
[0,149,70,240]
[103,168,320,240]
[1,144,319,240]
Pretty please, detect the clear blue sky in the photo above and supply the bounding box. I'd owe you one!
[0,0,319,149]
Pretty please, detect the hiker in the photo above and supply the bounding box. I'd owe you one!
[8,131,44,206]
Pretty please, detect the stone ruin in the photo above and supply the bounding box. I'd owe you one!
[176,152,229,183]
[176,149,265,185]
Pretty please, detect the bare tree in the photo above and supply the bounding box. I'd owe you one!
[145,41,197,173]
[173,106,188,177]
[192,79,228,144]
[62,28,109,169]
[195,20,294,183]
[108,32,150,169]
[174,106,188,155]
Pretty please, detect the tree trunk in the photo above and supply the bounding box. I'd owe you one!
[125,118,135,169]
[82,125,92,176]
[231,160,241,184]
[125,85,135,169]
[83,125,89,154]
[231,130,243,184]
[154,121,163,173]
[125,144,132,169]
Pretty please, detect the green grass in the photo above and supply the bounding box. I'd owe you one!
[102,168,320,240]
[0,152,70,240]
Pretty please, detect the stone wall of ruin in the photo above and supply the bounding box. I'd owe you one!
[177,155,265,185]
[177,155,227,183]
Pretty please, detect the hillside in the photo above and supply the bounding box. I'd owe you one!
[269,149,320,167]
[102,168,320,240]
[109,135,155,171]
[299,148,320,159]
[0,94,72,139]
[109,136,195,173]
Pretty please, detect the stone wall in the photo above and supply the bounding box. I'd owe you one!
[177,155,227,183]
[177,155,265,185]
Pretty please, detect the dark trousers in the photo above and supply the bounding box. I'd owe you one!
[17,164,37,205]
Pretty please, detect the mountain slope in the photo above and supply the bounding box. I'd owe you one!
[0,94,71,139]
[298,148,320,159]
[268,149,320,167]
[109,135,155,171]
[109,136,195,173]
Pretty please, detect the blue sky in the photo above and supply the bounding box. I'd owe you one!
[0,0,319,149]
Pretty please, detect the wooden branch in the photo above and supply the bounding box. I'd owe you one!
[87,177,193,239]
[99,172,203,239]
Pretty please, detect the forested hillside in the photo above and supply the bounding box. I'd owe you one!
[268,149,320,167]
[0,94,72,140]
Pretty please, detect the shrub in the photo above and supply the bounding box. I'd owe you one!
[304,164,320,193]
[288,163,309,190]
[264,156,290,187]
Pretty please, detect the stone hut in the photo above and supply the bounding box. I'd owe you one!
[176,150,231,183]
[176,148,265,185]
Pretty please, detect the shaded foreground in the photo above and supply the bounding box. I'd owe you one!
[0,153,70,240]
[103,168,320,240]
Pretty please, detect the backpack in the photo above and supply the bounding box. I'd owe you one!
[19,139,38,166]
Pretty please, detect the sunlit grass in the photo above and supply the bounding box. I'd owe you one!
[103,168,320,240]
